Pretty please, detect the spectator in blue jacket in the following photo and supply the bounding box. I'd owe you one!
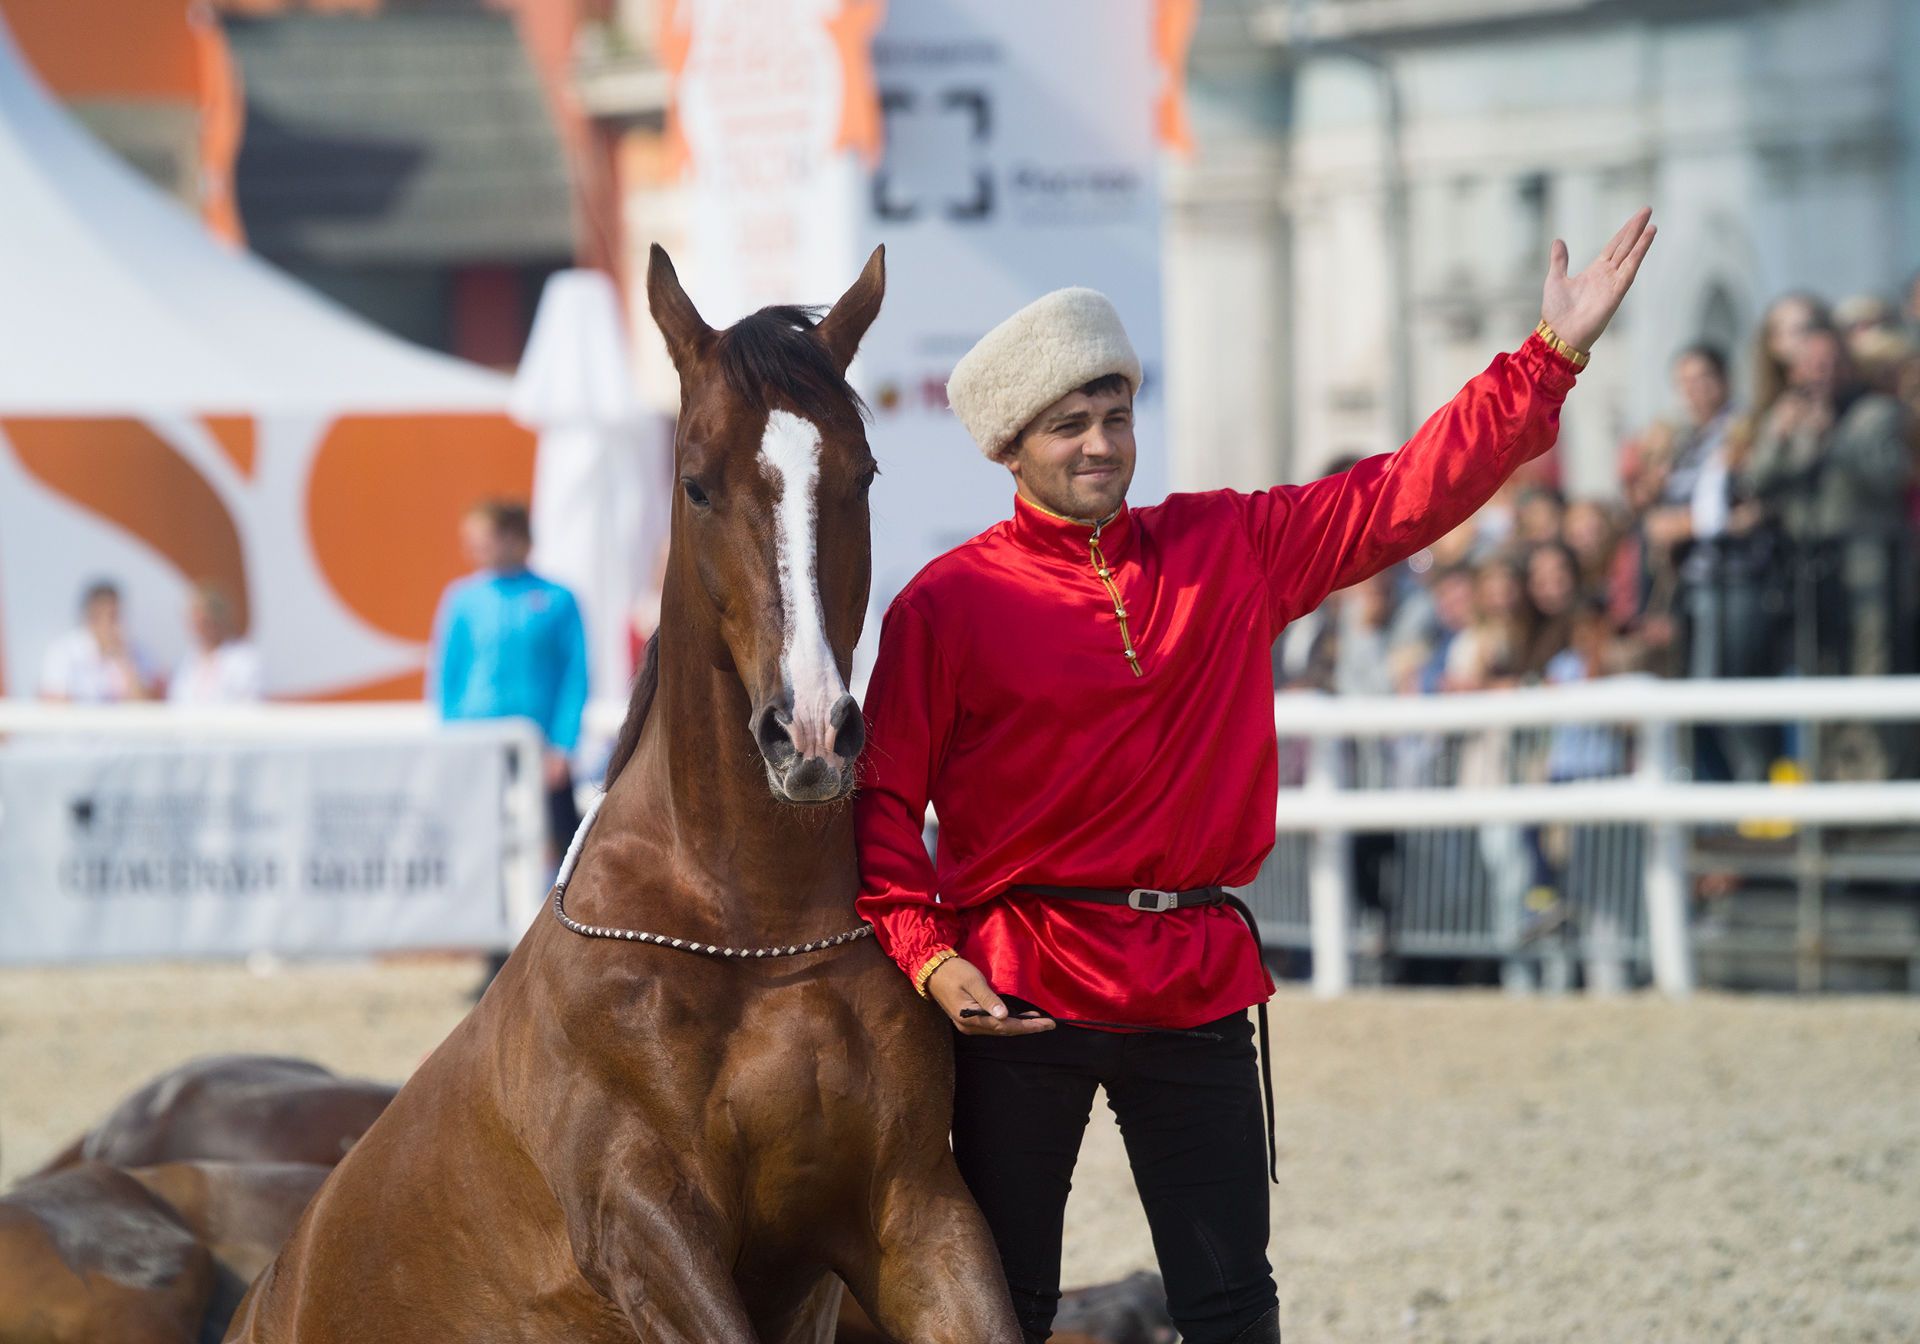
[431,499,588,875]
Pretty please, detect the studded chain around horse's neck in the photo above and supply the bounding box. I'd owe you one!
[546,793,874,959]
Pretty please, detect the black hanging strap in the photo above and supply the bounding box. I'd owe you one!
[1227,895,1281,1186]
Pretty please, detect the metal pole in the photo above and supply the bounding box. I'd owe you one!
[1305,735,1352,996]
[1637,719,1695,995]
[502,717,549,941]
[1276,3,1414,443]
[1377,62,1415,443]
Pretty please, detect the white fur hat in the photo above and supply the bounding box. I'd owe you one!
[947,288,1142,457]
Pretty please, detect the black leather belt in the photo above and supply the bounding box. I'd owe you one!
[1013,882,1278,1186]
[1016,883,1229,913]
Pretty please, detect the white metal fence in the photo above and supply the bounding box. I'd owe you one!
[8,678,1920,988]
[1252,676,1920,997]
[0,702,548,962]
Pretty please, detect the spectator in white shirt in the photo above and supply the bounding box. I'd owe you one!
[169,582,263,705]
[39,580,158,703]
[1656,344,1777,779]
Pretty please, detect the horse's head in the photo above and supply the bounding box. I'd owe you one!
[647,245,884,805]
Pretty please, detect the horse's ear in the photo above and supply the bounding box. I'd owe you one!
[815,245,885,374]
[647,244,713,372]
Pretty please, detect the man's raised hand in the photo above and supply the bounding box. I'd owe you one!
[1540,207,1656,354]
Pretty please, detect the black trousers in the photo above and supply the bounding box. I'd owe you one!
[952,1006,1277,1344]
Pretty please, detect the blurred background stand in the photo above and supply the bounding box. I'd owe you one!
[512,268,667,715]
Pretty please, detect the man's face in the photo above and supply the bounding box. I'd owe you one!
[1003,382,1136,521]
[84,594,121,640]
[461,514,528,571]
[1673,354,1729,427]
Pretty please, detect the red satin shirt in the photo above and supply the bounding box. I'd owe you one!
[854,333,1581,1028]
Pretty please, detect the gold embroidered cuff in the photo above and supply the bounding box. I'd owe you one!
[1534,319,1591,371]
[912,947,958,997]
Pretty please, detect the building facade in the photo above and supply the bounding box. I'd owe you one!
[1170,0,1920,497]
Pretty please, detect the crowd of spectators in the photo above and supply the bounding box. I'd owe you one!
[1282,272,1920,781]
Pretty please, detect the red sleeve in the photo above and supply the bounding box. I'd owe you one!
[1237,332,1581,632]
[854,594,964,991]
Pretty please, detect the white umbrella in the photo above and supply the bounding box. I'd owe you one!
[511,270,667,710]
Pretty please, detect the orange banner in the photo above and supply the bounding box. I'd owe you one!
[1153,0,1200,155]
[825,0,886,167]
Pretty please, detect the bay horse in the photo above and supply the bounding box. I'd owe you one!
[226,247,1021,1343]
[29,1055,395,1177]
[0,1158,329,1344]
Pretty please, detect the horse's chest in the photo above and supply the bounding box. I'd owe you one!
[711,1025,869,1156]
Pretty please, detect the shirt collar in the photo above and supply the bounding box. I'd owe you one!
[1008,493,1135,563]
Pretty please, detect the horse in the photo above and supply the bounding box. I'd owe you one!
[0,1159,328,1344]
[1,1162,213,1344]
[226,246,1021,1343]
[28,1055,395,1176]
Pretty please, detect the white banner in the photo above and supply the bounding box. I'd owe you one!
[0,738,509,964]
[672,0,1169,612]
[858,0,1169,605]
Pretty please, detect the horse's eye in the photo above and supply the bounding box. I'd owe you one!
[682,478,712,509]
[856,465,878,496]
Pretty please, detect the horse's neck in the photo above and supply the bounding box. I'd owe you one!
[600,616,857,936]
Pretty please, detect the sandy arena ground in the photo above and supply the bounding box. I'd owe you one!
[1,962,1914,1343]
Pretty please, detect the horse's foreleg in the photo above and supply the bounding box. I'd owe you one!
[580,1184,761,1344]
[602,1238,760,1342]
[839,1169,1022,1344]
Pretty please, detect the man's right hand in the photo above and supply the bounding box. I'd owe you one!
[926,956,1055,1035]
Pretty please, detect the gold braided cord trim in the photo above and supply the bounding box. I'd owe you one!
[913,947,958,997]
[1534,319,1591,370]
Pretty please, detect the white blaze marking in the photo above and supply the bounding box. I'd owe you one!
[760,410,846,760]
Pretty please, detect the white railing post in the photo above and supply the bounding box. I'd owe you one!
[500,717,550,940]
[1305,735,1352,997]
[1637,719,1695,996]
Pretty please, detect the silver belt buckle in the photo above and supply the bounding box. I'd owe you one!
[1128,887,1176,913]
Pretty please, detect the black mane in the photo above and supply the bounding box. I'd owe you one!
[713,305,869,425]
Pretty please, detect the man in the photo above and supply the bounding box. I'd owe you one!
[431,499,589,879]
[853,208,1655,1344]
[1647,344,1739,550]
[1644,344,1773,777]
[1745,325,1912,776]
[39,580,156,703]
[1416,564,1475,694]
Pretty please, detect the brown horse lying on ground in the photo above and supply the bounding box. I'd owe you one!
[228,246,1022,1343]
[0,1159,327,1344]
[30,1055,395,1176]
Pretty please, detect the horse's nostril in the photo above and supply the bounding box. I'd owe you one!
[829,694,865,761]
[753,701,797,763]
